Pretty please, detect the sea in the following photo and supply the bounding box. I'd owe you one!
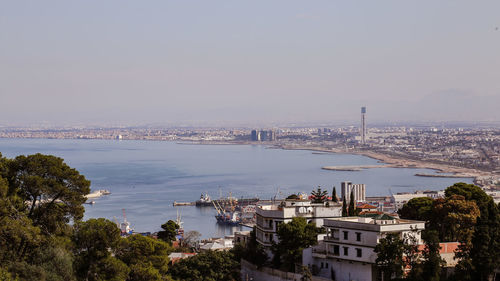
[0,138,473,238]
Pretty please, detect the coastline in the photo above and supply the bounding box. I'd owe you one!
[274,144,491,186]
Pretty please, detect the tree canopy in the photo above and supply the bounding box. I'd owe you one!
[310,187,328,203]
[272,217,321,272]
[168,250,240,281]
[157,220,179,245]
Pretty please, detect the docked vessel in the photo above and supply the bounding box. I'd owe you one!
[195,192,212,206]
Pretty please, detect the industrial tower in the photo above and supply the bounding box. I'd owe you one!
[361,107,366,144]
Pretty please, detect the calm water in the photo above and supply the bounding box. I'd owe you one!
[0,138,473,237]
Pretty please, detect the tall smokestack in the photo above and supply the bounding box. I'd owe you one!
[361,107,366,144]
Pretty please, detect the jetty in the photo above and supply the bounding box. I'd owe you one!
[414,173,471,178]
[322,165,390,171]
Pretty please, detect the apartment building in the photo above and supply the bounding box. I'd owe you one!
[255,199,342,248]
[341,181,366,203]
[303,215,425,281]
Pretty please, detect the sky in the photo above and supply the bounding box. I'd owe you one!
[1,1,499,127]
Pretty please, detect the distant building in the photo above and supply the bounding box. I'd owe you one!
[259,130,268,141]
[251,130,258,141]
[303,215,425,281]
[250,129,276,142]
[341,181,366,203]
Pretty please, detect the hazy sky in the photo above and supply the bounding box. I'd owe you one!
[1,1,499,126]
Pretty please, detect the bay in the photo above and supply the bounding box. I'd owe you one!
[0,138,473,238]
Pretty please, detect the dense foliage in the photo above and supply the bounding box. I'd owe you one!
[168,250,240,281]
[0,153,180,281]
[395,182,500,281]
[271,217,321,272]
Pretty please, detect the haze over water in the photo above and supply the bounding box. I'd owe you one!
[0,138,473,237]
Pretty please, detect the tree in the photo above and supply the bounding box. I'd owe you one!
[374,233,405,281]
[419,230,445,281]
[331,186,338,203]
[310,187,328,203]
[445,183,500,281]
[73,218,129,281]
[115,234,172,280]
[8,154,91,236]
[183,231,201,248]
[348,192,357,216]
[341,196,348,217]
[398,197,434,221]
[157,220,179,245]
[168,250,240,281]
[430,195,479,243]
[272,217,321,272]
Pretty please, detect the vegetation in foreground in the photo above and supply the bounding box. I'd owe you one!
[0,153,240,281]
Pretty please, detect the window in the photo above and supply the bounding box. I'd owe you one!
[356,248,362,257]
[329,245,340,256]
[333,245,340,256]
[325,262,329,268]
[343,247,349,256]
[343,231,349,240]
[356,232,361,241]
[269,220,273,229]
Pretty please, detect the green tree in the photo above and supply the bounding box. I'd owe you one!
[115,234,172,280]
[374,233,405,281]
[0,175,42,263]
[430,195,479,243]
[310,187,328,203]
[8,154,90,236]
[168,250,240,281]
[398,197,434,221]
[272,217,321,272]
[419,230,445,281]
[73,218,129,281]
[445,183,500,281]
[157,220,179,245]
[348,192,357,216]
[331,186,338,203]
[341,196,348,217]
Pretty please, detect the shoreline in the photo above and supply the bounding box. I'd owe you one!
[2,137,495,187]
[274,144,491,186]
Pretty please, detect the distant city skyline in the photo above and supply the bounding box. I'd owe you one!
[1,1,500,127]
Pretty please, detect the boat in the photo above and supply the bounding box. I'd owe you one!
[119,209,133,235]
[212,192,242,225]
[195,192,213,206]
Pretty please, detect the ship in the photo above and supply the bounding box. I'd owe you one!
[195,192,213,206]
[212,192,242,225]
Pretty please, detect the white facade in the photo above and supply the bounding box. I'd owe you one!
[391,190,444,209]
[303,216,425,281]
[341,181,366,203]
[255,200,342,247]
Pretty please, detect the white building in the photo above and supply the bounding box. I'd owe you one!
[341,181,366,203]
[303,215,425,281]
[255,199,342,248]
[391,190,444,209]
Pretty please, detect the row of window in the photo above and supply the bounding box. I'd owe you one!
[330,229,363,242]
[342,230,362,241]
[330,244,362,258]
